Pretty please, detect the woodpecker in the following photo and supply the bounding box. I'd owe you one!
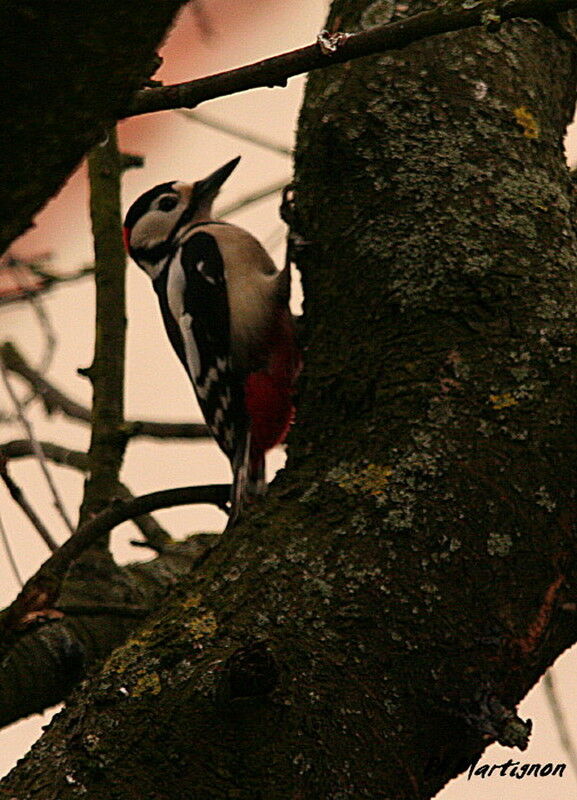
[123,157,301,525]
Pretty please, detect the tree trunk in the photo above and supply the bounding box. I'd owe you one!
[2,1,577,798]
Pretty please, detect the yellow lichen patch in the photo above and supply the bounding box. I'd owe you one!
[330,462,393,498]
[513,106,539,139]
[185,610,218,641]
[489,392,518,410]
[101,628,155,679]
[132,671,162,697]
[181,592,202,611]
[180,592,217,640]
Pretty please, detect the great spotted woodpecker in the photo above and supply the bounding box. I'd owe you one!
[123,157,301,525]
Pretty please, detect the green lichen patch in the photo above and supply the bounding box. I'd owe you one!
[513,105,540,139]
[183,610,218,641]
[132,671,162,698]
[489,392,518,410]
[326,462,394,498]
[487,532,513,556]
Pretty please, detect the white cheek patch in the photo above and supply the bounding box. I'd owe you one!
[131,214,169,251]
[130,203,185,252]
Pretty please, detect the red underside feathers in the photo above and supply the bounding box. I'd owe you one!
[244,308,301,472]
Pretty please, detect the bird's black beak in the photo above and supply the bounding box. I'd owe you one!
[193,156,241,201]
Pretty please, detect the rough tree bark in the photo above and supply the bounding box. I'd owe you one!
[1,0,577,798]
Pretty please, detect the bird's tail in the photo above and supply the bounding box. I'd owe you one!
[248,452,266,498]
[227,433,268,529]
[227,428,251,529]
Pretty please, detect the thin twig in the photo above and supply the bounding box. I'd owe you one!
[0,508,23,586]
[1,440,173,551]
[0,458,58,553]
[217,180,288,219]
[32,264,94,289]
[115,483,172,551]
[543,670,577,777]
[1,439,88,471]
[0,357,75,535]
[0,256,93,308]
[125,0,577,118]
[0,341,210,440]
[0,284,58,423]
[28,295,56,375]
[178,110,292,156]
[0,483,230,640]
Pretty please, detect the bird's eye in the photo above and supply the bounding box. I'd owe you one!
[158,195,178,212]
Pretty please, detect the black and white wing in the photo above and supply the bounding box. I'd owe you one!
[158,230,248,462]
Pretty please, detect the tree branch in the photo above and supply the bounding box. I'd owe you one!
[0,355,75,535]
[114,483,173,551]
[0,458,58,553]
[0,484,230,651]
[0,440,173,550]
[126,0,577,118]
[78,128,128,531]
[0,439,88,471]
[0,509,23,587]
[0,341,210,440]
[0,532,219,729]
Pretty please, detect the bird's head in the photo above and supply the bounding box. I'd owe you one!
[123,156,241,277]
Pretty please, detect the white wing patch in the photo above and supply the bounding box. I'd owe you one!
[196,259,216,285]
[194,356,229,399]
[167,256,186,320]
[178,312,201,380]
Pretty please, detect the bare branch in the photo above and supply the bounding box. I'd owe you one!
[543,670,577,776]
[1,441,173,552]
[0,255,93,308]
[124,419,210,439]
[114,483,173,551]
[1,340,91,422]
[28,295,56,375]
[0,483,229,647]
[30,264,94,291]
[0,263,67,422]
[0,439,88,471]
[0,509,23,587]
[0,532,219,729]
[78,127,128,530]
[178,110,292,156]
[125,0,577,118]
[0,341,210,440]
[0,458,58,553]
[0,356,75,535]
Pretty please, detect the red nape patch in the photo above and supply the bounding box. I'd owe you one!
[245,371,295,456]
[122,226,131,253]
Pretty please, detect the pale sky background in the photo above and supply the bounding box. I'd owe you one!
[1,2,576,797]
